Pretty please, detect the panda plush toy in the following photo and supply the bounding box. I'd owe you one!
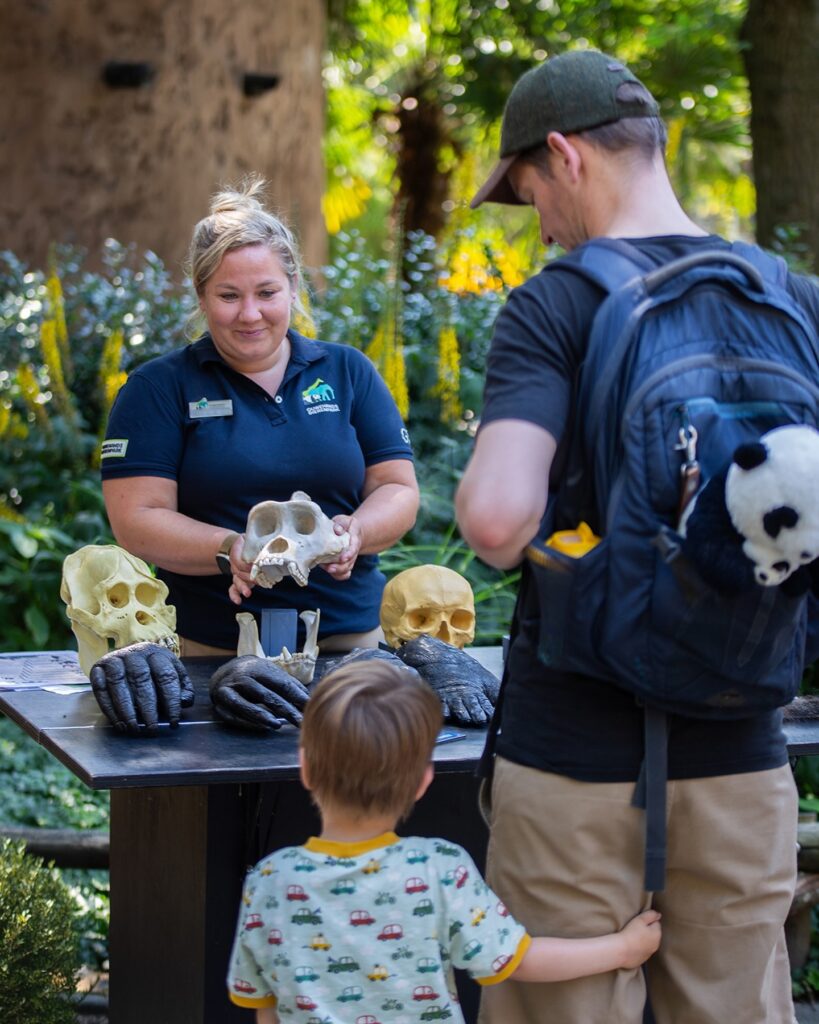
[679,423,819,596]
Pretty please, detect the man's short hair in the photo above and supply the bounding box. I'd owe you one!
[301,660,443,819]
[520,82,667,177]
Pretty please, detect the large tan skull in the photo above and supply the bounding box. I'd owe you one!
[242,491,349,588]
[60,545,179,677]
[380,564,476,650]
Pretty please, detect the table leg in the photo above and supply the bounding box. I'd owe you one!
[109,784,248,1024]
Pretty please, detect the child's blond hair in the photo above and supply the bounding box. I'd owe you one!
[301,660,443,819]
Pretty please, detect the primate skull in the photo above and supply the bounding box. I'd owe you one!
[380,564,476,650]
[60,545,179,677]
[242,491,349,588]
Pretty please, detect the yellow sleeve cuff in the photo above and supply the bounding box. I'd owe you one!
[476,932,532,986]
[229,992,278,1009]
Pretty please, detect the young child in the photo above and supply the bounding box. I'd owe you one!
[226,660,661,1023]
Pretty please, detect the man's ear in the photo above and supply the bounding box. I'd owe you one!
[415,763,434,801]
[298,747,311,790]
[546,131,582,181]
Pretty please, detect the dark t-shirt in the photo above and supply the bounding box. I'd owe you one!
[101,331,413,648]
[481,235,819,782]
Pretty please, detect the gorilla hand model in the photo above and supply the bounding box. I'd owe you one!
[395,634,500,725]
[89,642,194,735]
[209,656,310,731]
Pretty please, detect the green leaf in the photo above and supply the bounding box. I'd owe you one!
[23,605,50,649]
[10,532,38,560]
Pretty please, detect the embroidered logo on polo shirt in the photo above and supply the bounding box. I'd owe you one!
[188,397,234,418]
[302,377,340,416]
[100,439,129,459]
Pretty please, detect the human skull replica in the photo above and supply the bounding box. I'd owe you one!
[235,609,321,685]
[60,545,179,678]
[242,491,350,588]
[380,564,476,650]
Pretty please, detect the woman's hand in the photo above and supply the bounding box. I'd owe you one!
[322,515,362,581]
[227,535,256,605]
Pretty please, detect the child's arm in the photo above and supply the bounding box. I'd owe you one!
[512,909,661,983]
[256,1008,278,1024]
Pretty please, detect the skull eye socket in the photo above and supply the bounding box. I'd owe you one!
[292,507,318,534]
[135,582,161,607]
[450,610,474,630]
[408,610,434,630]
[107,583,131,608]
[256,509,283,534]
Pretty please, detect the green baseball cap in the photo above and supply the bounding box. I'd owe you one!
[471,50,659,208]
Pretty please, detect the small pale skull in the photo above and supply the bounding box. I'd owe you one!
[60,545,179,677]
[235,609,321,685]
[380,564,476,650]
[242,491,349,588]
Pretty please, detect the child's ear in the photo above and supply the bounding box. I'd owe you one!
[415,763,434,801]
[298,748,311,790]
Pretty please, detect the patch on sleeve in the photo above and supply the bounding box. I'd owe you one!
[100,438,129,459]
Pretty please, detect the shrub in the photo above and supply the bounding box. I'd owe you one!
[0,838,80,1024]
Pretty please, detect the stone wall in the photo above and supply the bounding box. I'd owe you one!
[0,0,327,277]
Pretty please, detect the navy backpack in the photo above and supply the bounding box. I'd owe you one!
[520,239,819,889]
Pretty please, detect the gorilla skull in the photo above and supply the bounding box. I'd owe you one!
[60,545,179,677]
[380,564,476,650]
[242,491,349,588]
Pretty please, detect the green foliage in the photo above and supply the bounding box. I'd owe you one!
[0,717,109,830]
[324,0,754,244]
[0,838,80,1024]
[0,243,194,651]
[0,714,111,969]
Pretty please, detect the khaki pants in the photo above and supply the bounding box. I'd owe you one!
[479,757,798,1024]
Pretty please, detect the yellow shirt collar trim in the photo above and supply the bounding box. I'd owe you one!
[304,831,400,858]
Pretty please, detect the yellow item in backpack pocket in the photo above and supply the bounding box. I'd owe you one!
[545,521,601,557]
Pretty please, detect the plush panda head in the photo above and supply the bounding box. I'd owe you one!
[726,424,819,588]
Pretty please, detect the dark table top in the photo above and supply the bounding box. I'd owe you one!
[3,648,818,791]
[0,650,502,791]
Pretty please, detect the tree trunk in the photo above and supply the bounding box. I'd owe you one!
[395,82,454,240]
[741,0,819,269]
[0,0,327,276]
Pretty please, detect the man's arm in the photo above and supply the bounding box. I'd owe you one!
[455,420,557,569]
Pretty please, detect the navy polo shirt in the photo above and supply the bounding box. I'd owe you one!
[100,331,414,649]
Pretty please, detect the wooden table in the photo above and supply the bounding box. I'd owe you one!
[0,649,503,1024]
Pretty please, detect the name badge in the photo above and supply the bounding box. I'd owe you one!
[189,398,234,419]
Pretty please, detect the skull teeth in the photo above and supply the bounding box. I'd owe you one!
[250,556,309,588]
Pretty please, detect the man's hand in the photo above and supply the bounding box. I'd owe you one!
[395,635,500,726]
[89,642,194,736]
[209,656,310,731]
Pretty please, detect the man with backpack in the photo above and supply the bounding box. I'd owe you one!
[455,49,819,1024]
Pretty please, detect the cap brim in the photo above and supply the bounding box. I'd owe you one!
[470,155,525,208]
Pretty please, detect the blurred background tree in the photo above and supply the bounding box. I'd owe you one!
[323,0,816,269]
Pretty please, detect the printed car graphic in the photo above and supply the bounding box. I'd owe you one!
[328,956,360,974]
[292,907,322,925]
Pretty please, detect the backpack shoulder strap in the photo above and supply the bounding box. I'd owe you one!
[555,237,655,294]
[730,240,789,288]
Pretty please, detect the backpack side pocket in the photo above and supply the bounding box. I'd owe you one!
[526,538,611,678]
